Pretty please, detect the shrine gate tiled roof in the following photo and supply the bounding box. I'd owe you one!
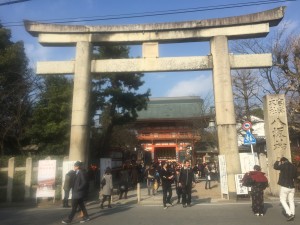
[137,96,205,120]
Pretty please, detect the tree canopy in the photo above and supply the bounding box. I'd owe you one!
[91,45,150,157]
[25,76,73,155]
[0,24,32,155]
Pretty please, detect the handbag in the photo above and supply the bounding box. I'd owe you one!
[101,177,106,187]
[153,180,158,190]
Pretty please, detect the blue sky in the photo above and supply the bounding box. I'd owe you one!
[1,0,299,99]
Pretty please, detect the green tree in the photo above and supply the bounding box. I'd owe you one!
[0,24,32,155]
[92,45,150,157]
[25,76,73,155]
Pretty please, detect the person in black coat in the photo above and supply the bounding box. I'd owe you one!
[274,157,298,221]
[118,166,129,199]
[160,162,174,209]
[174,168,182,204]
[63,170,76,208]
[179,160,195,208]
[62,161,90,224]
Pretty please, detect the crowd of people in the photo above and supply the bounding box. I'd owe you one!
[61,156,298,223]
[61,159,219,223]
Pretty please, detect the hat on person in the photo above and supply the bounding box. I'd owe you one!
[74,161,82,167]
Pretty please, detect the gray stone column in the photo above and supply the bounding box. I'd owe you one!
[263,94,291,195]
[210,36,241,199]
[69,41,92,162]
[25,157,32,200]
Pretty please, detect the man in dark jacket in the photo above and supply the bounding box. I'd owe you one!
[179,160,195,208]
[63,170,76,208]
[160,162,174,209]
[62,161,90,224]
[274,157,298,221]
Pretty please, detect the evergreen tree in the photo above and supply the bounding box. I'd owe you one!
[25,76,73,155]
[0,24,32,155]
[92,45,150,157]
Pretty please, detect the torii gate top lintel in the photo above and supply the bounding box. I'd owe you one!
[24,6,284,38]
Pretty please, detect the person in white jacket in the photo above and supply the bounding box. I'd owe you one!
[100,167,113,209]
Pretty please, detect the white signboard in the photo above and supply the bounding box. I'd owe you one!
[36,160,56,199]
[239,152,259,173]
[61,161,76,199]
[100,158,111,180]
[218,155,229,195]
[235,174,249,195]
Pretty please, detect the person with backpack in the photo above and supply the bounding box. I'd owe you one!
[62,169,76,208]
[246,165,268,217]
[62,161,90,224]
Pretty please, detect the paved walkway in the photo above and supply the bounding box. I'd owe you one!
[103,179,300,207]
[103,179,224,207]
[2,179,299,209]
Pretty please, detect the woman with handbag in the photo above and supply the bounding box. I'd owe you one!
[100,167,113,209]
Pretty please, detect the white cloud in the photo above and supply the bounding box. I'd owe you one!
[166,74,213,98]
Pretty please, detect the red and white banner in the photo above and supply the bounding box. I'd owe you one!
[36,160,56,198]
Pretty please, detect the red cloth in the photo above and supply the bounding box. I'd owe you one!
[249,171,268,183]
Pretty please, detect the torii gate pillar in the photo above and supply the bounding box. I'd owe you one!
[211,36,241,198]
[69,42,92,162]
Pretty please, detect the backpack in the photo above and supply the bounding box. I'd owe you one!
[242,173,255,187]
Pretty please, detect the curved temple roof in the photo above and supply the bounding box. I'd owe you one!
[24,7,285,36]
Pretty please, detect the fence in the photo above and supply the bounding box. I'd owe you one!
[0,157,63,203]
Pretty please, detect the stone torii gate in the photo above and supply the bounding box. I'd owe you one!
[25,7,285,199]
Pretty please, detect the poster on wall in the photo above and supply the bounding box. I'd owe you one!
[239,152,259,173]
[218,155,229,196]
[100,158,112,181]
[235,174,249,195]
[61,161,76,199]
[36,160,56,200]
